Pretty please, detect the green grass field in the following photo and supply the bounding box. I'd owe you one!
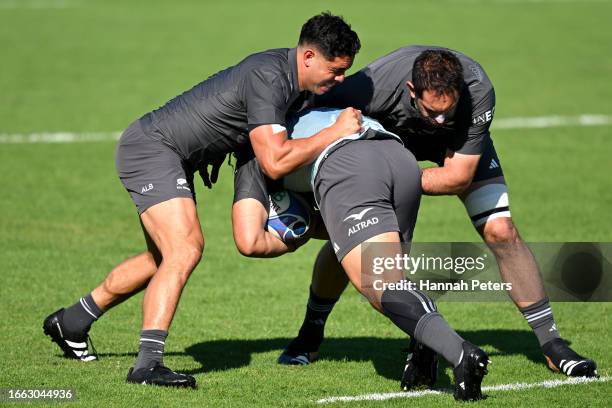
[1,0,611,406]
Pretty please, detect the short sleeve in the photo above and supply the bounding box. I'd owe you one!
[454,88,496,155]
[245,69,291,130]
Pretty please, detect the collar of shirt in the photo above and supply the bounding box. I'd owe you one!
[400,83,419,116]
[288,48,300,96]
[287,48,314,112]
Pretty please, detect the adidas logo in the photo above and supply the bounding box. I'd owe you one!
[559,359,586,375]
[489,159,499,169]
[333,243,340,253]
[460,381,465,390]
[549,323,557,332]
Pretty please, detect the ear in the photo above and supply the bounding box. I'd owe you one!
[303,48,316,68]
[406,81,416,98]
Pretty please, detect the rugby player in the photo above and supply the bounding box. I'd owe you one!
[42,13,361,388]
[279,47,598,381]
[233,107,490,401]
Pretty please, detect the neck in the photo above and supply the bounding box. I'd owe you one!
[295,46,307,91]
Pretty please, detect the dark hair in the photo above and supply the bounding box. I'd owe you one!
[412,50,464,97]
[298,12,361,59]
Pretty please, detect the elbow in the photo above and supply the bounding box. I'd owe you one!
[234,233,263,258]
[263,169,284,181]
[452,177,473,195]
[237,246,260,258]
[259,160,285,180]
[233,223,264,257]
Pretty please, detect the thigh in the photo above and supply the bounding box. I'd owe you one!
[141,220,162,266]
[140,197,203,255]
[341,231,403,308]
[459,138,511,227]
[116,121,195,215]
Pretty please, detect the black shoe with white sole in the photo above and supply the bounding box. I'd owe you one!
[43,308,97,362]
[453,341,489,401]
[543,338,598,378]
[126,363,196,388]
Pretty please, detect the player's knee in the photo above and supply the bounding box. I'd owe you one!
[166,238,204,275]
[482,217,519,244]
[184,240,204,269]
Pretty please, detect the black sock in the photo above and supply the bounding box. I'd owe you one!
[520,297,560,347]
[134,330,168,371]
[414,313,465,367]
[62,293,104,336]
[287,287,338,353]
[380,287,465,367]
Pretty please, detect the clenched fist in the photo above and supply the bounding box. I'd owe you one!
[332,107,363,137]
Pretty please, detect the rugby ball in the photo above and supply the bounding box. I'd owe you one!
[267,190,312,243]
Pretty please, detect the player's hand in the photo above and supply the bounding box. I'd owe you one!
[198,154,226,189]
[332,107,362,137]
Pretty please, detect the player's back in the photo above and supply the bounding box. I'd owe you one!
[318,45,494,126]
[283,108,400,192]
[140,48,298,167]
[316,46,495,159]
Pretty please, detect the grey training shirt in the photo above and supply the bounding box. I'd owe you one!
[316,45,496,158]
[139,48,309,167]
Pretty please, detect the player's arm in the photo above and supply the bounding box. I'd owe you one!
[423,83,496,195]
[232,197,326,258]
[232,198,296,258]
[249,107,361,180]
[421,150,480,195]
[231,152,290,257]
[232,153,317,258]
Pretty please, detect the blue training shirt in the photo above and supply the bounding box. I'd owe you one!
[282,108,402,192]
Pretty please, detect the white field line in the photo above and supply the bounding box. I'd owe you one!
[316,375,611,404]
[0,0,77,9]
[0,114,611,144]
[458,0,612,3]
[0,131,121,144]
[493,114,612,129]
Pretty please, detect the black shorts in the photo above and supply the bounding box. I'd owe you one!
[314,139,421,261]
[115,120,196,214]
[233,147,279,208]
